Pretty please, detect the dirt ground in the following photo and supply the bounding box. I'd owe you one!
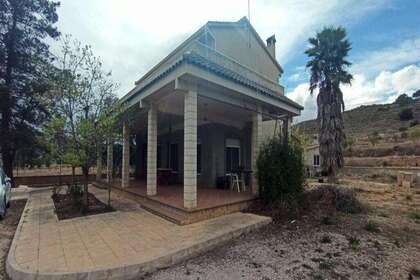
[0,200,26,280]
[147,180,420,280]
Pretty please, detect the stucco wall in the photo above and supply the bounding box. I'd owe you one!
[209,26,281,83]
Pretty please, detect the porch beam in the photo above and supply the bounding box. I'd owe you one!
[251,109,262,195]
[122,122,130,188]
[147,104,158,196]
[183,90,198,209]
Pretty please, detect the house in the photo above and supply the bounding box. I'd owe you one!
[97,17,303,223]
[304,134,322,176]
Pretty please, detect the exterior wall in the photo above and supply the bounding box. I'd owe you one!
[208,26,281,83]
[305,147,320,167]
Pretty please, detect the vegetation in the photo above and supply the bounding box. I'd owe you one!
[43,36,119,210]
[305,26,352,182]
[367,131,381,146]
[408,126,420,142]
[399,108,414,121]
[395,93,415,107]
[364,220,380,233]
[308,185,363,214]
[256,136,305,205]
[0,0,60,181]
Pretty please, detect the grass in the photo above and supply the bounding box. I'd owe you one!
[364,220,380,233]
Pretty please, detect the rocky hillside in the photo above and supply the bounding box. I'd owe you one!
[296,94,420,138]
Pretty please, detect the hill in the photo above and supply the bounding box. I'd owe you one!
[296,97,420,138]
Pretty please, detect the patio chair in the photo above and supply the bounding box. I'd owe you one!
[226,173,242,192]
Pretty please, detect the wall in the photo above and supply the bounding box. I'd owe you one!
[209,26,281,83]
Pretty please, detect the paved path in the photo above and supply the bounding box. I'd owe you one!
[6,187,271,280]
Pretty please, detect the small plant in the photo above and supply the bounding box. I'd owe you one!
[347,236,360,250]
[408,211,420,221]
[321,216,335,225]
[410,267,420,277]
[320,235,332,244]
[319,259,336,270]
[406,194,413,201]
[365,220,380,233]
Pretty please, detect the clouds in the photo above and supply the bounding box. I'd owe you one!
[54,0,390,96]
[288,64,420,122]
[352,38,420,76]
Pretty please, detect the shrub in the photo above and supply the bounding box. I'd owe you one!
[310,185,363,214]
[399,108,414,121]
[320,235,332,243]
[395,93,414,106]
[410,120,419,127]
[365,220,380,233]
[347,236,361,250]
[399,127,408,132]
[257,137,305,204]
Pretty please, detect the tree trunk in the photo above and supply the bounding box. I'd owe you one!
[82,166,89,212]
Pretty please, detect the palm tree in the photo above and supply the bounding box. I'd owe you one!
[305,26,353,182]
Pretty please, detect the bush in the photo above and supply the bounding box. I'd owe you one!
[308,185,363,214]
[399,108,414,121]
[410,120,419,127]
[257,137,305,204]
[395,93,414,106]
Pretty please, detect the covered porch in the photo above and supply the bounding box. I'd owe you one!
[96,43,302,214]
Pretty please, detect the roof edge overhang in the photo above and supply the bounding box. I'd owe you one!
[121,53,303,116]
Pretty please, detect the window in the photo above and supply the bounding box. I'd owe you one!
[169,143,179,171]
[313,154,320,166]
[225,139,240,173]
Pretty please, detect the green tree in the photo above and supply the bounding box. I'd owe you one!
[46,36,119,209]
[305,26,353,182]
[0,0,60,180]
[409,127,420,143]
[368,131,381,146]
[395,93,414,106]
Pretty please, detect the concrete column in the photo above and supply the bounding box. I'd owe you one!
[122,122,130,188]
[147,104,157,196]
[251,110,262,195]
[183,90,197,209]
[106,139,113,183]
[96,144,102,181]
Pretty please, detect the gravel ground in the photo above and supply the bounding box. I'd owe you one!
[146,183,420,280]
[0,199,27,280]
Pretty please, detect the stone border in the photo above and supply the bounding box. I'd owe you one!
[6,188,271,280]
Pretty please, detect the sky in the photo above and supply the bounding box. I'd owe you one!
[54,0,420,122]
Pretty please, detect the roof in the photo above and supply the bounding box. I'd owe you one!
[125,50,303,111]
[134,17,282,86]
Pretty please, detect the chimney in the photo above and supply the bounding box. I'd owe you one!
[266,35,276,58]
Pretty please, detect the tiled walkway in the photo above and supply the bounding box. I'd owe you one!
[6,187,271,280]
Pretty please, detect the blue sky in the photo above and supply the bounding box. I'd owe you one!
[54,0,420,122]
